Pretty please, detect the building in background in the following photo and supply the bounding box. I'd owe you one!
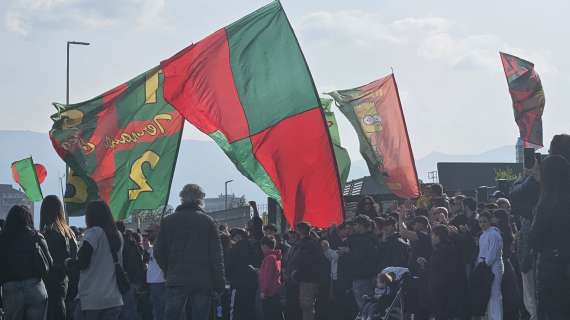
[0,184,33,221]
[204,194,246,212]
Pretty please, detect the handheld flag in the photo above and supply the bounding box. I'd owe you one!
[50,67,184,219]
[11,157,43,202]
[329,74,420,199]
[500,52,545,148]
[160,1,343,227]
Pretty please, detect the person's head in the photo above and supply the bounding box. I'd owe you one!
[429,184,444,197]
[496,198,511,210]
[40,195,74,240]
[229,228,248,243]
[260,236,276,255]
[376,272,393,289]
[263,224,278,237]
[430,207,448,226]
[218,224,228,234]
[320,239,331,251]
[478,211,493,231]
[462,197,477,215]
[381,217,397,236]
[549,134,570,161]
[491,209,511,234]
[116,220,126,234]
[85,200,121,253]
[179,184,205,208]
[4,205,33,236]
[354,215,374,234]
[357,196,378,215]
[540,155,570,195]
[431,224,450,246]
[296,222,312,239]
[413,215,430,232]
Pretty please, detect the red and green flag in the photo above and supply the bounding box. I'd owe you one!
[50,67,184,219]
[328,74,420,199]
[11,157,43,202]
[322,98,351,188]
[500,52,545,148]
[160,1,343,227]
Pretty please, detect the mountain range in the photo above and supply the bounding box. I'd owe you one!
[0,130,515,225]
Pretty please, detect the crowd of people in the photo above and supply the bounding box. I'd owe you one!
[0,134,570,320]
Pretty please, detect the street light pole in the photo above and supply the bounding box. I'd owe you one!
[225,179,234,211]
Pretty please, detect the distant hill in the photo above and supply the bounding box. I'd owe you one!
[0,130,515,224]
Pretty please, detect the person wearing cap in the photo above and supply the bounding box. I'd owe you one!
[154,184,225,320]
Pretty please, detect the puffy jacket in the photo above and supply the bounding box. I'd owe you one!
[154,204,225,292]
[0,227,52,284]
[259,249,282,297]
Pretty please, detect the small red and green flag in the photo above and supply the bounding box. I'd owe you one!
[11,157,44,202]
[328,74,420,199]
[500,52,545,148]
[160,1,344,227]
[50,67,184,219]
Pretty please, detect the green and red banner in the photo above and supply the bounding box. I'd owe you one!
[160,1,343,227]
[50,67,184,219]
[329,74,420,199]
[11,157,43,202]
[322,98,351,188]
[500,52,545,148]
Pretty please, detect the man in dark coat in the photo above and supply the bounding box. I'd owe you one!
[378,217,410,271]
[155,184,225,320]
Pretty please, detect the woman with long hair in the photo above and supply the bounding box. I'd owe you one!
[40,195,77,320]
[356,196,380,219]
[77,200,124,320]
[529,155,570,319]
[0,205,52,320]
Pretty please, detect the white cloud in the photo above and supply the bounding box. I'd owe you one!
[3,0,169,36]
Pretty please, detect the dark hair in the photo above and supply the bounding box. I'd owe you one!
[432,224,450,243]
[463,197,477,212]
[85,201,121,255]
[536,155,570,216]
[116,221,126,233]
[549,134,570,161]
[429,184,444,197]
[229,228,248,239]
[3,205,33,237]
[413,215,429,227]
[40,195,74,240]
[415,207,429,217]
[261,236,276,249]
[356,196,379,217]
[492,209,514,244]
[383,217,397,227]
[479,210,492,221]
[296,222,312,235]
[263,224,278,233]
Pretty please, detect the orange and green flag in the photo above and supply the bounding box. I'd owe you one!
[329,74,420,199]
[50,67,184,219]
[11,157,43,202]
[160,1,343,227]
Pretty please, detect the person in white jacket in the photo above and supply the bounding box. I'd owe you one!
[477,211,504,320]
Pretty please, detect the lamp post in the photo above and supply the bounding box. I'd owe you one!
[225,179,234,211]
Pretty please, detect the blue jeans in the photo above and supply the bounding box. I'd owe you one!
[2,278,48,320]
[119,287,140,320]
[149,283,166,320]
[164,286,211,320]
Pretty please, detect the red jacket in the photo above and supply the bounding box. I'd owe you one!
[259,249,282,297]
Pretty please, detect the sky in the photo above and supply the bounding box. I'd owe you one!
[1,0,570,162]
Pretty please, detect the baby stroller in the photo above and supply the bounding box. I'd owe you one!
[355,267,410,320]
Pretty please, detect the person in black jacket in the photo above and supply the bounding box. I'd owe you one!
[39,195,78,320]
[529,155,570,320]
[345,215,379,309]
[378,217,409,271]
[116,222,146,320]
[226,228,259,320]
[154,184,225,320]
[0,205,52,320]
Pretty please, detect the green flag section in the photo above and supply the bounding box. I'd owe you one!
[50,67,184,219]
[11,157,43,202]
[500,52,545,148]
[322,98,351,188]
[160,1,343,227]
[329,74,420,199]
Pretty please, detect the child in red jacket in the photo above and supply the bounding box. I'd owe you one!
[259,236,284,320]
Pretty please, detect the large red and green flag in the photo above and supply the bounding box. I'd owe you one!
[160,1,343,227]
[500,52,545,148]
[322,98,351,188]
[11,157,43,202]
[50,67,184,219]
[328,74,420,199]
